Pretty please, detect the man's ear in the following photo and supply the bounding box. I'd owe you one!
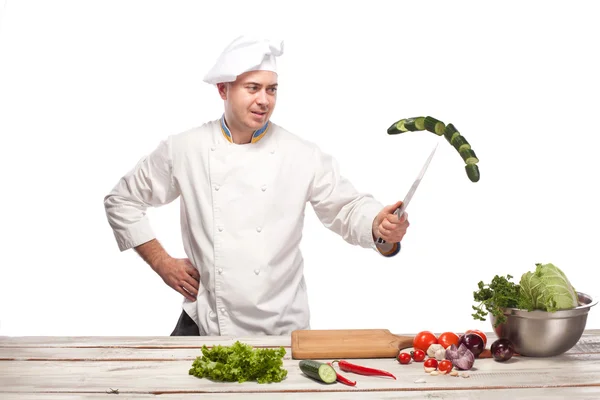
[217,83,228,100]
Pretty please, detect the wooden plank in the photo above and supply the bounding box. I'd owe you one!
[2,387,600,399]
[1,353,600,394]
[1,329,598,349]
[0,336,291,349]
[0,347,232,361]
[0,333,597,361]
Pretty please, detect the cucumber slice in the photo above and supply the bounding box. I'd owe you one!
[415,117,425,130]
[424,116,445,136]
[387,119,407,135]
[299,360,337,384]
[465,163,480,182]
[444,123,458,143]
[451,135,470,152]
[404,117,425,132]
[460,148,479,164]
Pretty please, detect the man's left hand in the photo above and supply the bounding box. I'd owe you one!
[372,200,410,243]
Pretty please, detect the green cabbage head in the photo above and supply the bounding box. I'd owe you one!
[519,263,578,312]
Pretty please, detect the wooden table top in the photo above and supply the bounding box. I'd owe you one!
[1,329,599,399]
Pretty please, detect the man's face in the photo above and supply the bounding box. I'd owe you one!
[218,70,278,134]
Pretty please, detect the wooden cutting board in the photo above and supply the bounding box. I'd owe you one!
[291,329,495,360]
[290,329,415,359]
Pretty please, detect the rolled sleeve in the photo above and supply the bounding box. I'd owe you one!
[308,146,385,250]
[104,138,180,251]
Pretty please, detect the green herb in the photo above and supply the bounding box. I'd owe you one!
[188,341,287,384]
[471,274,525,326]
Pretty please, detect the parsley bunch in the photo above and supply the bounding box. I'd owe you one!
[189,341,288,384]
[471,274,523,326]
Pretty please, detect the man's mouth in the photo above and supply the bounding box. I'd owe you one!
[251,111,267,116]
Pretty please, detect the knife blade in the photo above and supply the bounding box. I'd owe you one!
[377,142,438,244]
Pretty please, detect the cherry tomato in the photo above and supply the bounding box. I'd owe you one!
[423,358,438,372]
[438,359,453,374]
[410,349,426,362]
[437,332,460,349]
[397,352,411,364]
[413,331,438,352]
[466,329,488,347]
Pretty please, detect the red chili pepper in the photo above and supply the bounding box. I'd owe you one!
[332,360,396,380]
[327,362,357,386]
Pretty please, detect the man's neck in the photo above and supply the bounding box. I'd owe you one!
[221,116,251,144]
[220,114,269,145]
[231,130,253,145]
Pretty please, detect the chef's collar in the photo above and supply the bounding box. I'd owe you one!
[220,114,270,144]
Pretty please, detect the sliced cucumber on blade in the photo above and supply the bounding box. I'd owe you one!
[460,148,479,164]
[387,119,407,135]
[387,115,481,182]
[404,116,426,131]
[424,116,445,135]
[465,163,480,182]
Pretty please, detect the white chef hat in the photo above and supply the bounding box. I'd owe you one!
[203,35,284,85]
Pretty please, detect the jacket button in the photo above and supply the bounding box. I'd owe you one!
[261,185,267,191]
[218,268,223,274]
[214,185,220,191]
[211,146,216,151]
[256,227,262,232]
[218,226,224,232]
[209,311,216,318]
[254,269,260,275]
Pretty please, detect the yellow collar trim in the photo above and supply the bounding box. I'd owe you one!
[220,115,270,144]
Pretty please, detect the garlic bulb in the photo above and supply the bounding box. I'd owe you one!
[426,344,445,359]
[434,347,446,361]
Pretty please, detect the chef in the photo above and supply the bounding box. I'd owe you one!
[103,35,410,336]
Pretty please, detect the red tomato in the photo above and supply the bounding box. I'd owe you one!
[466,330,488,347]
[410,349,426,362]
[438,359,453,374]
[413,331,438,352]
[423,358,438,372]
[397,352,411,364]
[437,332,460,349]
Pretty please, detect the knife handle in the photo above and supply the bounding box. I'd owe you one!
[377,207,404,244]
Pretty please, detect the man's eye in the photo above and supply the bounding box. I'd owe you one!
[248,86,258,91]
[268,88,277,93]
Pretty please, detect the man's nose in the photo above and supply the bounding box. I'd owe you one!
[256,90,269,106]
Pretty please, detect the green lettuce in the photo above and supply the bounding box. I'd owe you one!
[519,263,578,312]
[188,341,287,384]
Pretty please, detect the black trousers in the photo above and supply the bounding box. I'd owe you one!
[170,309,201,336]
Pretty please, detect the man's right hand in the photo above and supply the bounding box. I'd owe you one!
[155,257,200,302]
[134,239,201,302]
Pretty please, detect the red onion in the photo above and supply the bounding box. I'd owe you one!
[491,338,515,362]
[444,344,475,370]
[458,333,485,358]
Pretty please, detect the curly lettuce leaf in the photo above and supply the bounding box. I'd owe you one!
[188,341,287,384]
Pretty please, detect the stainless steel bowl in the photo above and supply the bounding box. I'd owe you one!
[490,292,597,357]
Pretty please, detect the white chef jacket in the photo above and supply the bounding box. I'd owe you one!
[104,116,400,336]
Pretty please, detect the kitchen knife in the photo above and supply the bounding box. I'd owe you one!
[377,142,438,244]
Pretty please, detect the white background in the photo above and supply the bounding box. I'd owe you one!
[1,0,599,337]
